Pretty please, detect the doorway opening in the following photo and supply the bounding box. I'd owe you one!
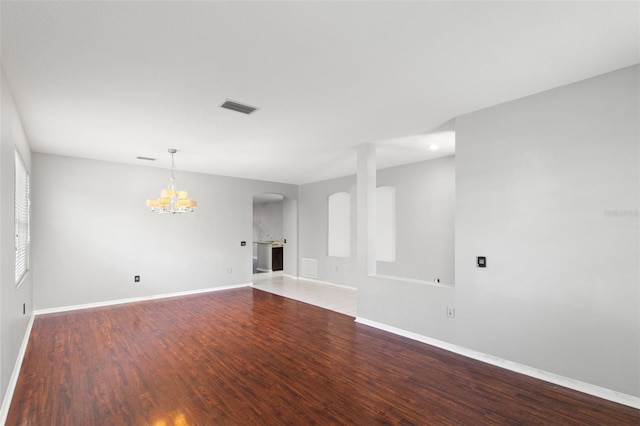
[252,193,297,280]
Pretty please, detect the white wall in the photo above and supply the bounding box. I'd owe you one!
[377,155,455,284]
[31,153,297,310]
[298,175,357,286]
[298,157,456,287]
[0,66,33,408]
[356,147,456,343]
[455,65,639,397]
[358,65,639,398]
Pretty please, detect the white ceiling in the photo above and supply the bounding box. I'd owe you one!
[1,1,638,184]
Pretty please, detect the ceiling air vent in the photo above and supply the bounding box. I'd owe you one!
[136,156,156,161]
[220,100,258,115]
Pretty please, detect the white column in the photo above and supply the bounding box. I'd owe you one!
[357,143,376,277]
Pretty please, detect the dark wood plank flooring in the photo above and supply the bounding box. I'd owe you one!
[7,288,639,425]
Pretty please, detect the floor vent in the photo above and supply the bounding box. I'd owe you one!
[301,258,318,278]
[220,100,258,115]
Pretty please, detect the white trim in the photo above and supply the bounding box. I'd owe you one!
[297,276,357,291]
[0,313,35,425]
[372,274,453,289]
[355,317,640,410]
[34,284,251,315]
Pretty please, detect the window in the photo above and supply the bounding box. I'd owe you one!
[377,186,396,262]
[327,192,350,257]
[15,150,30,286]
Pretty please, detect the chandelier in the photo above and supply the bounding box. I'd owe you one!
[146,149,197,214]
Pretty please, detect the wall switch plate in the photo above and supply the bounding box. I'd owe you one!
[134,275,140,282]
[477,256,486,268]
[241,241,246,246]
[284,239,287,244]
[446,307,455,318]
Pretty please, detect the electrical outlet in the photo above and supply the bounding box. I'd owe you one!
[134,275,140,283]
[241,241,246,246]
[446,307,455,318]
[227,267,232,273]
[434,278,440,283]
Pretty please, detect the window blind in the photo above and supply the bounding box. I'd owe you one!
[15,150,30,286]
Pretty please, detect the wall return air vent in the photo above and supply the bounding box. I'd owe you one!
[301,258,318,278]
[220,100,258,115]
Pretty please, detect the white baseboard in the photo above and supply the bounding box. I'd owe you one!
[297,276,357,291]
[0,313,35,425]
[34,283,251,315]
[355,317,640,410]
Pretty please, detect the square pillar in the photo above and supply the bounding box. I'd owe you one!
[357,143,376,277]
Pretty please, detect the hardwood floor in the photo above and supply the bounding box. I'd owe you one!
[8,288,639,425]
